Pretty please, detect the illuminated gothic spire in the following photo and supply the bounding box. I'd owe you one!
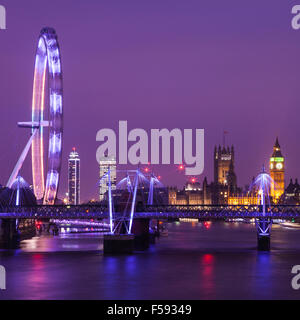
[272,137,283,157]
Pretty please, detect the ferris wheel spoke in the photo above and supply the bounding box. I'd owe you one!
[18,121,50,129]
[6,129,39,188]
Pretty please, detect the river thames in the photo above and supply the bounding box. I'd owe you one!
[0,221,300,300]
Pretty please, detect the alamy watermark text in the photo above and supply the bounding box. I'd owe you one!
[292,5,300,30]
[0,265,5,290]
[292,265,300,290]
[96,121,204,176]
[0,5,6,30]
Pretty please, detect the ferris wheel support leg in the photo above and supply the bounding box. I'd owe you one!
[6,129,38,188]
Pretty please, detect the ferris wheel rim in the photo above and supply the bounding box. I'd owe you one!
[31,27,63,205]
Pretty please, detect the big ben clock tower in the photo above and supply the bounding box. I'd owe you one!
[270,138,285,202]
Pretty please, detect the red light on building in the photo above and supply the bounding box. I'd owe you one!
[204,221,212,229]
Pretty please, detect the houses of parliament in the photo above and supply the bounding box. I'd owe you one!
[169,138,299,206]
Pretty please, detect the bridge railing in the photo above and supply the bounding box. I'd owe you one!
[0,205,109,219]
[143,204,300,213]
[0,204,300,220]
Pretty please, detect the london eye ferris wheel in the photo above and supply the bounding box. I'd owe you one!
[7,27,63,205]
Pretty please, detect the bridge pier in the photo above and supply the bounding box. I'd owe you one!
[132,218,150,251]
[257,233,270,251]
[0,219,20,249]
[256,219,272,251]
[103,234,135,254]
[103,218,151,254]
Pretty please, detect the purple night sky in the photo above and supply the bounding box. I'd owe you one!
[1,0,300,202]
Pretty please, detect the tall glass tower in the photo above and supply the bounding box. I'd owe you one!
[99,155,116,201]
[68,148,80,205]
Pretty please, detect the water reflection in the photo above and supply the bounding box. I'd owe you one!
[1,222,300,299]
[252,252,272,298]
[200,254,216,298]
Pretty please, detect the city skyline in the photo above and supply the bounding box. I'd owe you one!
[67,137,292,203]
[1,1,300,302]
[1,1,300,202]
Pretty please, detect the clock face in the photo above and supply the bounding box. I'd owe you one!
[276,163,283,170]
[270,163,274,170]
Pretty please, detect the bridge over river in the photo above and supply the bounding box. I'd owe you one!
[0,204,300,220]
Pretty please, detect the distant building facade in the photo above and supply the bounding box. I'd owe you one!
[168,144,258,206]
[68,148,80,205]
[227,190,258,205]
[99,155,117,201]
[213,145,238,204]
[168,178,213,206]
[283,179,300,204]
[270,138,285,203]
[214,145,235,186]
